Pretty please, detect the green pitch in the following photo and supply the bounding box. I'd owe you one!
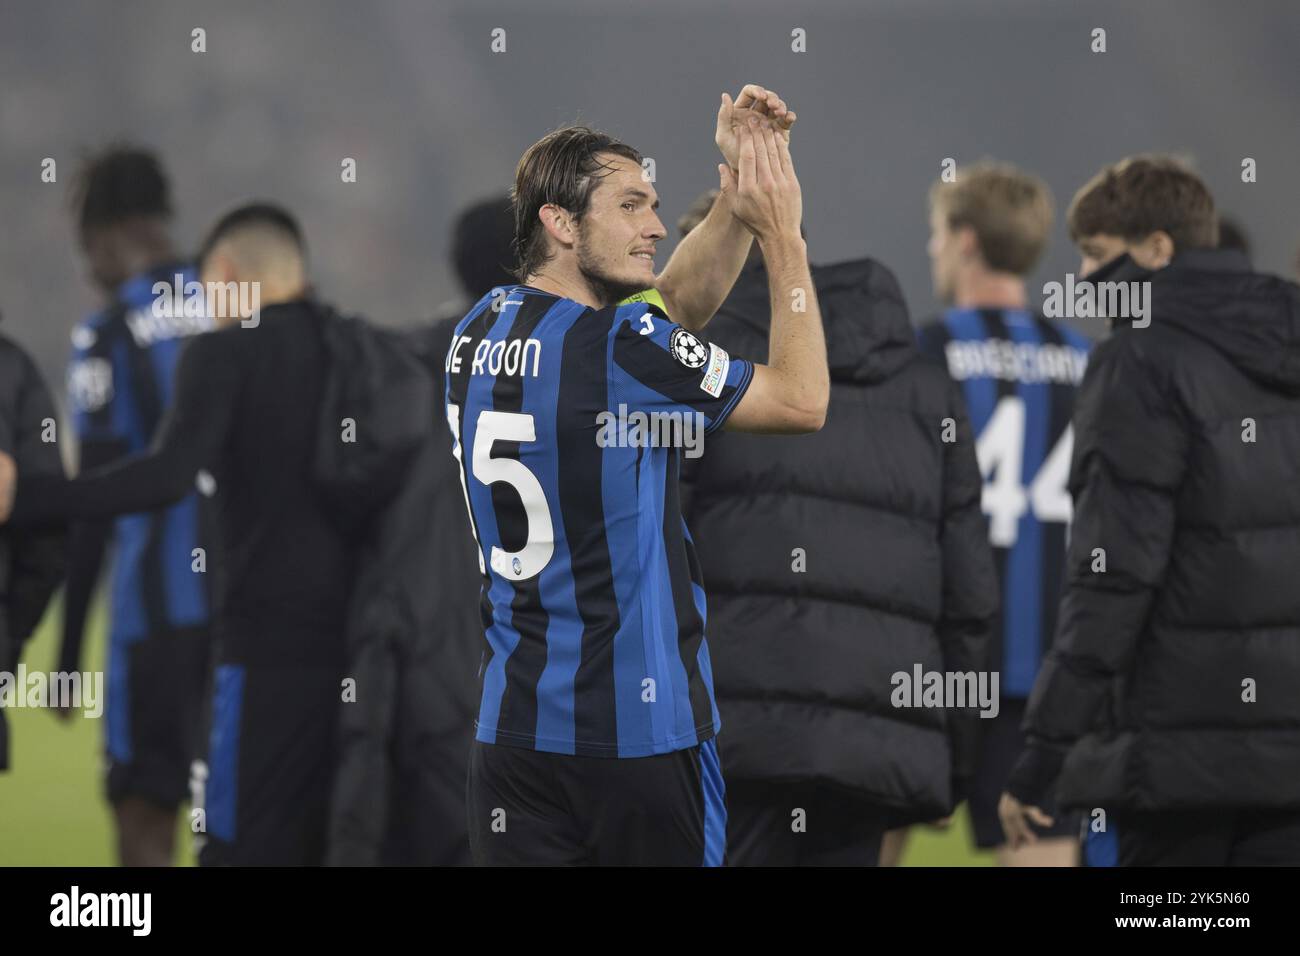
[0,599,992,867]
[0,599,193,866]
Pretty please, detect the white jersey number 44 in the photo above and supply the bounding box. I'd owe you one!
[975,395,1073,547]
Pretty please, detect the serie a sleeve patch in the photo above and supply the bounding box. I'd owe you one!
[699,343,730,398]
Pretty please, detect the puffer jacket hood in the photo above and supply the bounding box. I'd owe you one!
[721,258,916,384]
[1097,248,1300,394]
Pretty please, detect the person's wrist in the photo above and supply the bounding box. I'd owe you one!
[757,232,805,257]
[1006,743,1064,807]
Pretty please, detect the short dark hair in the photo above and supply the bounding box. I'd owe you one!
[452,196,516,299]
[197,202,305,270]
[1068,155,1218,250]
[510,126,642,281]
[73,145,173,236]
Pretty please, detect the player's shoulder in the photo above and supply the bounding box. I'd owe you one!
[532,290,668,348]
[609,289,673,334]
[452,283,572,337]
[933,307,989,339]
[612,300,670,329]
[914,314,951,348]
[69,303,125,357]
[1032,312,1094,352]
[608,297,719,380]
[618,287,668,313]
[455,285,510,336]
[196,319,246,352]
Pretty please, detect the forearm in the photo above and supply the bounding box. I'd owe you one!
[655,190,753,332]
[12,444,199,528]
[12,409,217,527]
[762,235,828,420]
[60,519,109,673]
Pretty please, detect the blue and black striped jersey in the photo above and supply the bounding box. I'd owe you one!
[445,285,754,757]
[67,264,212,642]
[917,307,1091,697]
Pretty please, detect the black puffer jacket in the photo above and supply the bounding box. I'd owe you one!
[1009,249,1300,811]
[0,332,66,771]
[685,258,996,822]
[326,319,481,865]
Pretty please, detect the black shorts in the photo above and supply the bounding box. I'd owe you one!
[467,738,727,866]
[968,697,1079,849]
[196,662,340,866]
[105,626,210,809]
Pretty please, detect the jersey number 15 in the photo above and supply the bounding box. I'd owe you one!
[447,404,555,581]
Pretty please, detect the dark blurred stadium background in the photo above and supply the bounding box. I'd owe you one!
[1,0,1296,864]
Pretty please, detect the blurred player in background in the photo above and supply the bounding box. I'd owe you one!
[891,162,1091,867]
[1002,157,1300,867]
[676,195,996,866]
[451,88,829,865]
[65,147,213,866]
[6,204,358,866]
[429,197,518,329]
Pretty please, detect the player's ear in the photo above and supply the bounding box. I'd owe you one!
[200,249,227,287]
[539,203,576,248]
[214,249,247,295]
[1134,231,1175,270]
[955,224,981,262]
[218,251,241,285]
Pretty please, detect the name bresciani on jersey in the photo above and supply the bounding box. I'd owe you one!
[943,337,1087,385]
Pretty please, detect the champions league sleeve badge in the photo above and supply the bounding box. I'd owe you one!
[669,327,708,369]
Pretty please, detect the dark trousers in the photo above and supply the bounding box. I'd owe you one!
[727,780,886,866]
[198,662,341,866]
[1117,808,1300,866]
[467,738,726,866]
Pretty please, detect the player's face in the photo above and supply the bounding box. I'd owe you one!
[928,208,959,303]
[1076,233,1130,276]
[575,153,666,301]
[199,249,242,329]
[81,227,129,297]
